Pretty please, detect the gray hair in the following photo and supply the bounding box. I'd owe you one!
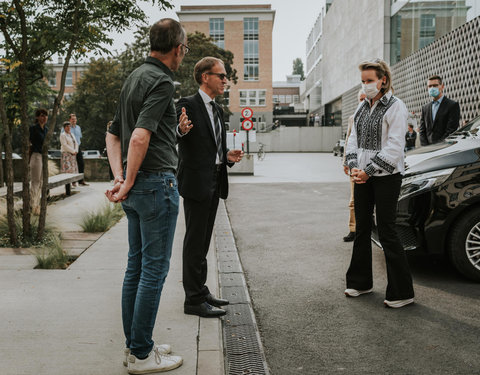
[150,18,186,54]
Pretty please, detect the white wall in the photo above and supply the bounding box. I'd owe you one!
[321,0,387,105]
[245,126,342,152]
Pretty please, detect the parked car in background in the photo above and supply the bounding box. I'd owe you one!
[332,139,345,157]
[82,150,101,159]
[48,150,61,159]
[2,152,21,159]
[372,115,480,282]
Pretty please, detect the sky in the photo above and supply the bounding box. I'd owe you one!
[106,0,324,82]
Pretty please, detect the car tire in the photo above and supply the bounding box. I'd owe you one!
[447,208,480,282]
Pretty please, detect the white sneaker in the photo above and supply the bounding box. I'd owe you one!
[127,347,182,374]
[123,344,172,367]
[384,298,414,308]
[344,288,373,297]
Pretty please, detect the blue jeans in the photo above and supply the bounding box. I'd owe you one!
[121,171,179,358]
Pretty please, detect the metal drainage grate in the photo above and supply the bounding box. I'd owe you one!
[222,286,249,304]
[225,325,261,355]
[224,304,255,327]
[219,260,243,273]
[217,251,240,262]
[226,353,267,375]
[214,200,270,375]
[220,273,245,287]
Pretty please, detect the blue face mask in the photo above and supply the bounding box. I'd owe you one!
[429,87,440,97]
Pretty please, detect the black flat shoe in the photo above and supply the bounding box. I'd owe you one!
[184,302,226,318]
[343,232,355,242]
[206,293,229,307]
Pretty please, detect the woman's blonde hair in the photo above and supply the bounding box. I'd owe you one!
[358,58,393,94]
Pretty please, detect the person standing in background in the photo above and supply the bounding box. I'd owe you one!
[405,124,417,151]
[29,108,48,215]
[59,121,79,182]
[419,75,460,146]
[68,113,89,186]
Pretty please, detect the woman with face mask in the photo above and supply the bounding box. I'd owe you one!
[344,59,414,308]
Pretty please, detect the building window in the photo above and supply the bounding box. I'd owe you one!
[239,89,266,106]
[273,95,280,103]
[419,14,436,49]
[223,89,229,106]
[48,75,56,87]
[65,71,73,86]
[209,18,224,49]
[243,17,259,81]
[286,95,292,103]
[293,95,300,104]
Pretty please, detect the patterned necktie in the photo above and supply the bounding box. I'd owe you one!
[210,101,223,163]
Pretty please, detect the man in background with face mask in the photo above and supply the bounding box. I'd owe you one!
[419,75,460,146]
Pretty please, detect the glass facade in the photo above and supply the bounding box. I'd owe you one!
[243,17,259,81]
[209,18,224,49]
[391,0,470,64]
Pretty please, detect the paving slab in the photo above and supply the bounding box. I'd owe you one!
[0,183,224,375]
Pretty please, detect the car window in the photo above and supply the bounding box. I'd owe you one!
[455,116,480,135]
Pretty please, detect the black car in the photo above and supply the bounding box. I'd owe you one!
[373,116,480,282]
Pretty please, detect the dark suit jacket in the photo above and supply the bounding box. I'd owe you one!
[419,96,460,146]
[176,92,232,202]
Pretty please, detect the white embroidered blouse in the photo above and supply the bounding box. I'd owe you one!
[345,90,408,177]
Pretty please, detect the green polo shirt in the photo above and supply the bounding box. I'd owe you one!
[109,56,178,173]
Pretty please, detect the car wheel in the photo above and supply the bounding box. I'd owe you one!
[448,208,480,282]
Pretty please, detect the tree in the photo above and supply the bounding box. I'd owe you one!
[0,0,173,245]
[292,57,305,80]
[176,31,238,110]
[62,58,123,151]
[117,29,238,113]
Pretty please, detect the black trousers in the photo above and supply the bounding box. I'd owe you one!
[76,148,85,182]
[182,177,220,305]
[346,173,414,300]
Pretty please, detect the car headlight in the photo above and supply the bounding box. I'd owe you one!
[399,168,455,201]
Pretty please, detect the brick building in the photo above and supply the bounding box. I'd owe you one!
[177,4,275,130]
[47,58,87,100]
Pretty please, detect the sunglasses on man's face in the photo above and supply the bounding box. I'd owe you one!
[205,72,228,80]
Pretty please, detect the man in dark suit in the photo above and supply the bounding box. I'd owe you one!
[176,57,244,318]
[419,75,460,146]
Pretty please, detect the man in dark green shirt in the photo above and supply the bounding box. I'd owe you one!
[105,18,191,374]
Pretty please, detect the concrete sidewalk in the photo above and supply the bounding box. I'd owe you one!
[0,183,223,375]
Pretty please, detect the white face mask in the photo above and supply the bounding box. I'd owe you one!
[362,82,381,99]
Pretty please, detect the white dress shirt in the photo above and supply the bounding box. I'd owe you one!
[198,88,222,164]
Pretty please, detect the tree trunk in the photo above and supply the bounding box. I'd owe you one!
[36,0,80,241]
[0,85,18,246]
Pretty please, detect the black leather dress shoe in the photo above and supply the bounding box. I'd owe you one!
[343,232,355,242]
[206,293,230,307]
[184,302,226,318]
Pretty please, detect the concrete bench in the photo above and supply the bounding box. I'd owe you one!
[46,173,84,195]
[0,173,84,197]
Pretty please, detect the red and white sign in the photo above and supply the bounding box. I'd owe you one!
[242,119,254,131]
[241,107,253,119]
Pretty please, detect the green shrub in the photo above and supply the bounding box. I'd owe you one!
[80,201,124,232]
[34,232,70,269]
[0,210,54,248]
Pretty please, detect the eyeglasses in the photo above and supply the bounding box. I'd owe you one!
[205,72,228,80]
[181,43,190,54]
